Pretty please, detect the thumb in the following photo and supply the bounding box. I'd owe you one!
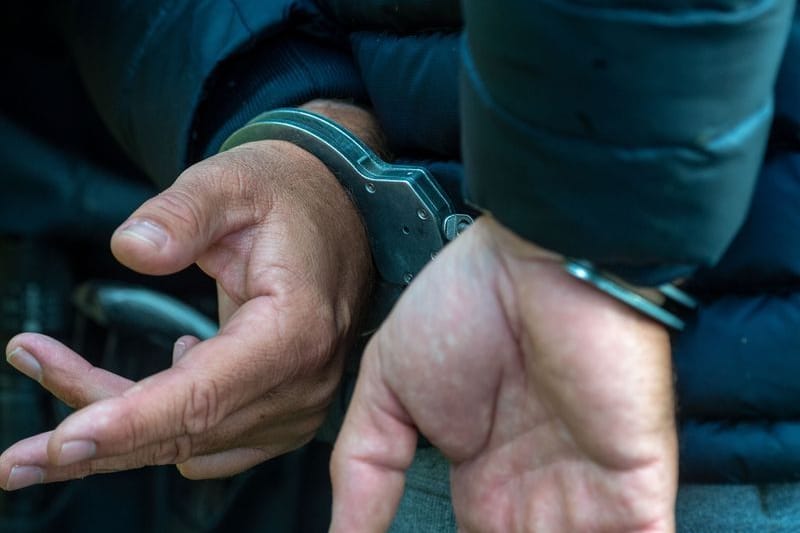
[329,336,418,533]
[111,151,265,275]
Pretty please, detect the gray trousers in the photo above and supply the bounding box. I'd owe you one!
[390,448,800,532]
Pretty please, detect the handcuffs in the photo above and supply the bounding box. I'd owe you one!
[221,108,472,287]
[221,108,696,330]
[563,260,696,330]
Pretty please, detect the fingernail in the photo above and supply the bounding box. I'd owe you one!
[119,219,167,250]
[172,340,188,362]
[6,347,42,382]
[57,440,96,466]
[5,465,44,491]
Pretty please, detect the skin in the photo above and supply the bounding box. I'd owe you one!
[1,101,677,532]
[0,101,377,487]
[330,217,678,533]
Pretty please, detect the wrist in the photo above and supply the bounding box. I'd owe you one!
[220,106,472,287]
[479,216,695,330]
[299,100,388,157]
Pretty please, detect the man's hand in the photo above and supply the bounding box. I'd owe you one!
[0,102,376,489]
[330,217,677,532]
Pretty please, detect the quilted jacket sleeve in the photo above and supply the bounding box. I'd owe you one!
[460,0,795,283]
[54,0,366,188]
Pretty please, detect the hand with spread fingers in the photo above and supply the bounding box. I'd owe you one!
[0,101,376,490]
[330,217,678,533]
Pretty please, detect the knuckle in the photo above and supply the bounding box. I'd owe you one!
[200,148,272,221]
[57,366,116,409]
[151,187,207,239]
[57,387,88,410]
[106,402,146,454]
[181,379,222,435]
[151,435,194,465]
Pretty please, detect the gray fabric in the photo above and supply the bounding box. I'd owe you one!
[390,447,456,533]
[677,483,800,532]
[388,450,800,531]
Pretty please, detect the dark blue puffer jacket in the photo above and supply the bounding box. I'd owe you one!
[39,0,800,483]
[675,15,800,480]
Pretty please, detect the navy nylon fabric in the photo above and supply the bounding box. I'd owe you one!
[673,151,800,482]
[351,31,461,157]
[55,0,360,186]
[460,0,794,274]
[775,11,800,125]
[55,0,286,183]
[194,35,367,164]
[691,153,800,289]
[674,292,800,419]
[693,8,800,292]
[322,0,461,31]
[679,420,800,482]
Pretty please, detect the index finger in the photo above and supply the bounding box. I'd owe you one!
[6,333,133,408]
[44,297,290,467]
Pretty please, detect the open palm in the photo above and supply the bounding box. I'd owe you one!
[331,217,677,532]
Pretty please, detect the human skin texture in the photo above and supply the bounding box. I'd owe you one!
[330,216,678,533]
[0,101,377,486]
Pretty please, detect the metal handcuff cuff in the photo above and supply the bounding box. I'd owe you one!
[220,108,473,287]
[563,260,697,330]
[220,108,695,330]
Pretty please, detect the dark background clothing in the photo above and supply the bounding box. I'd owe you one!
[461,0,794,279]
[2,0,800,531]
